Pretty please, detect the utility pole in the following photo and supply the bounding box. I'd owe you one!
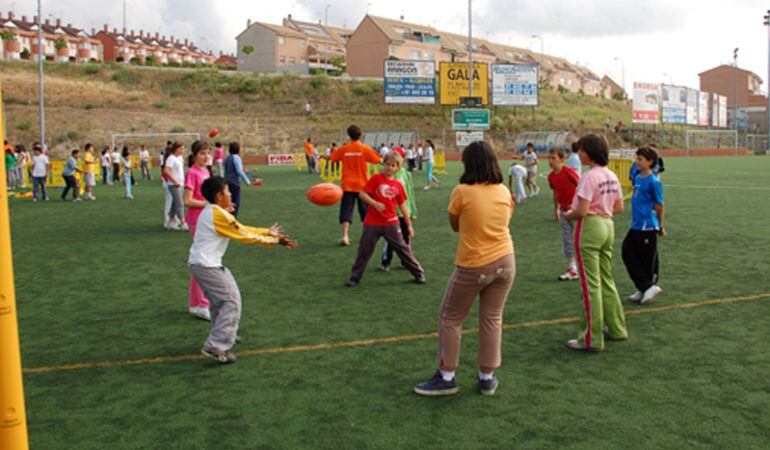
[122,0,126,34]
[765,9,770,149]
[324,4,330,74]
[614,56,625,99]
[468,0,473,98]
[37,0,45,150]
[532,35,543,78]
[734,47,739,131]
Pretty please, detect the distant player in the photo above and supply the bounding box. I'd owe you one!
[330,125,382,246]
[192,176,296,364]
[567,142,582,174]
[622,146,666,305]
[507,162,527,204]
[546,146,580,281]
[523,143,539,196]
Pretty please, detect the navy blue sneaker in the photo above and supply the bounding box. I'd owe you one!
[413,371,459,396]
[478,375,499,396]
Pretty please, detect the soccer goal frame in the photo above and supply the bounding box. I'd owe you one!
[684,130,738,150]
[110,132,201,152]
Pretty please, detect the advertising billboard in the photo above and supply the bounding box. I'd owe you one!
[384,60,436,104]
[712,94,719,126]
[698,91,710,126]
[661,84,686,124]
[718,95,728,128]
[686,88,698,125]
[439,62,489,105]
[491,64,538,106]
[632,82,660,124]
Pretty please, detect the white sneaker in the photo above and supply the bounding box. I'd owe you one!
[627,290,643,302]
[423,185,430,190]
[640,285,662,304]
[180,223,189,231]
[188,307,211,321]
[73,197,83,202]
[558,269,579,281]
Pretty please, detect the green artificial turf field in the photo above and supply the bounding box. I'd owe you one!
[8,156,770,449]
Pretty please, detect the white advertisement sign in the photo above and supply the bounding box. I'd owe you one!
[686,88,698,125]
[632,82,660,124]
[698,91,710,126]
[718,95,728,128]
[661,85,686,124]
[455,131,485,147]
[491,64,539,106]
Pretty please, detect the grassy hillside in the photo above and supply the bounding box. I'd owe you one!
[1,61,631,156]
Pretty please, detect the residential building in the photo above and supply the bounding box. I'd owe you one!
[283,15,348,72]
[699,64,765,108]
[236,19,309,74]
[0,12,102,62]
[601,75,625,100]
[94,26,214,64]
[215,51,237,68]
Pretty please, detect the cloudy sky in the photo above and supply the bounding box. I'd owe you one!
[5,0,767,93]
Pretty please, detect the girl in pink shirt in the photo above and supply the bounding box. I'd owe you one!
[184,141,213,320]
[563,134,627,352]
[213,142,225,176]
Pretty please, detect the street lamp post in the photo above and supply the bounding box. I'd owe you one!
[324,4,331,74]
[37,0,45,150]
[734,47,739,131]
[531,34,543,76]
[662,72,673,85]
[468,0,473,98]
[764,11,770,150]
[614,56,625,99]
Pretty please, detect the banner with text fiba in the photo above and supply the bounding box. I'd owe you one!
[491,64,538,106]
[632,82,660,124]
[384,60,436,104]
[698,91,710,126]
[718,95,728,128]
[686,88,698,125]
[439,62,489,105]
[661,84,686,124]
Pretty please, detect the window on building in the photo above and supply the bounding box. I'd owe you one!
[301,58,306,64]
[388,45,396,57]
[279,56,286,64]
[289,56,295,64]
[560,78,565,85]
[567,79,573,86]
[423,52,434,60]
[301,40,306,48]
[278,36,285,45]
[410,49,420,60]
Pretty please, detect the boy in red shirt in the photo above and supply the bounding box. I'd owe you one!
[330,125,382,246]
[547,146,581,281]
[346,151,425,287]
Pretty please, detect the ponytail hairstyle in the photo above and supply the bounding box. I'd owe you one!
[576,133,610,166]
[425,139,434,150]
[188,140,210,168]
[162,142,183,170]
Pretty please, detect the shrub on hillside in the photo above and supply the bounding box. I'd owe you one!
[170,126,186,132]
[310,74,330,91]
[352,80,380,96]
[16,120,30,131]
[112,70,141,87]
[238,77,262,94]
[153,100,169,109]
[83,64,100,75]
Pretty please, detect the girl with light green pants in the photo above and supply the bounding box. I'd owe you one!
[564,134,628,351]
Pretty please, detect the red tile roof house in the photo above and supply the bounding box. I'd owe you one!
[93,26,215,64]
[0,12,102,62]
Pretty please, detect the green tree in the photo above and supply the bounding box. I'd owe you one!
[54,38,68,51]
[0,30,18,41]
[242,45,255,55]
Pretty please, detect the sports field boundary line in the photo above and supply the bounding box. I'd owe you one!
[23,292,770,375]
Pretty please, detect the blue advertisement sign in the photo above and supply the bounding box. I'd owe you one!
[384,60,436,105]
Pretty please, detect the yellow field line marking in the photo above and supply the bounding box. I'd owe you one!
[23,292,770,375]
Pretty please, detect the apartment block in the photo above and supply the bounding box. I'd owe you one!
[0,12,101,62]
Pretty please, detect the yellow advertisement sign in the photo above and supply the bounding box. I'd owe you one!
[439,62,489,106]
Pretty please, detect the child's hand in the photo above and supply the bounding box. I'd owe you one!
[658,227,667,238]
[555,208,560,221]
[224,204,236,213]
[407,224,415,238]
[269,223,284,237]
[373,201,385,212]
[279,236,297,248]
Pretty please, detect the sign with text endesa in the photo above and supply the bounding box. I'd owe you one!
[439,62,489,106]
[491,64,538,106]
[456,131,485,147]
[632,82,660,124]
[384,60,436,105]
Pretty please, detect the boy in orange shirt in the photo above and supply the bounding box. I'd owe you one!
[330,125,383,246]
[304,138,316,174]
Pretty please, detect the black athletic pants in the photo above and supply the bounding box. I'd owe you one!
[621,229,659,292]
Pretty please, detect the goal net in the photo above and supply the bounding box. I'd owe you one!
[685,130,738,150]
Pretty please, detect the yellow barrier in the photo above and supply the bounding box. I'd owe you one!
[318,158,342,182]
[435,151,448,175]
[608,158,634,200]
[0,67,30,450]
[293,152,307,172]
[367,163,379,177]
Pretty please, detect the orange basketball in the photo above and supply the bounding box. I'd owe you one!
[307,183,342,207]
[209,129,219,138]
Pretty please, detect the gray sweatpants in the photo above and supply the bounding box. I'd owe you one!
[190,264,242,354]
[559,212,575,259]
[350,224,424,282]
